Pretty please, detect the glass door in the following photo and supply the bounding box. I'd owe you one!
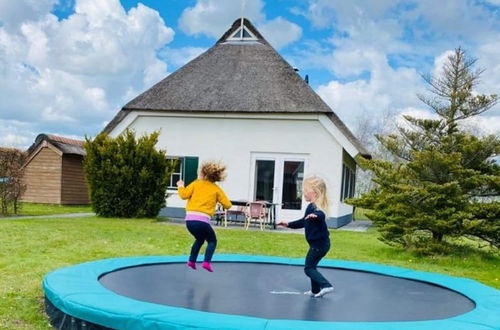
[250,153,307,221]
[255,160,275,202]
[281,161,304,210]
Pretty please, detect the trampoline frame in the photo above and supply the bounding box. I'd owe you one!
[43,254,500,330]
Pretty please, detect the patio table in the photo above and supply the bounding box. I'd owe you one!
[229,200,280,229]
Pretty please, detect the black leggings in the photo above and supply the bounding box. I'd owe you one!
[304,241,332,293]
[186,220,217,262]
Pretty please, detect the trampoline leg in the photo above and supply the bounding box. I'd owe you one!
[58,314,66,330]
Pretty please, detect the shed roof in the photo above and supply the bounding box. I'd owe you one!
[104,18,369,158]
[27,134,85,156]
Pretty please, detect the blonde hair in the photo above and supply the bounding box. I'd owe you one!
[200,160,227,183]
[304,175,329,214]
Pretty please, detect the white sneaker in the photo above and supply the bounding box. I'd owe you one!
[314,286,334,298]
[304,290,314,296]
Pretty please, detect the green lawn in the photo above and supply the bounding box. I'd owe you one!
[9,203,92,216]
[354,207,369,220]
[0,216,498,329]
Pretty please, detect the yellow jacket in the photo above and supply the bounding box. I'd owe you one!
[178,179,232,216]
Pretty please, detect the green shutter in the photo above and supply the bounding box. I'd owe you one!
[183,157,199,186]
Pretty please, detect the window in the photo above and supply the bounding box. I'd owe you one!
[341,163,356,201]
[166,156,199,190]
[167,158,183,189]
[227,26,258,41]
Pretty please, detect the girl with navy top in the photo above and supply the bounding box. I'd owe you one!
[277,175,334,298]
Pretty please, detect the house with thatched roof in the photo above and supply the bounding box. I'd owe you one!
[21,134,89,205]
[104,18,369,227]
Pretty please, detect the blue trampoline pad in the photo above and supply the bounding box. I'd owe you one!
[43,255,500,329]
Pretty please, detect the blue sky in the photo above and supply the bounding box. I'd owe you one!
[1,0,499,149]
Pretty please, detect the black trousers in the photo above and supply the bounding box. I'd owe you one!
[304,241,332,293]
[186,220,217,262]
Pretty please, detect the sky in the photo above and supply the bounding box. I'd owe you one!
[0,0,499,149]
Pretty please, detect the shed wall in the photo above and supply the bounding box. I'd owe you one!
[61,155,89,205]
[21,147,62,204]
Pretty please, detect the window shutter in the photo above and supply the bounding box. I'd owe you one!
[183,157,199,186]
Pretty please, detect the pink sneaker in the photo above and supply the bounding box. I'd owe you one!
[202,262,213,272]
[187,261,196,270]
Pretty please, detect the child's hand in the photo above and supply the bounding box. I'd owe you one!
[276,221,288,227]
[305,213,318,220]
[176,179,185,187]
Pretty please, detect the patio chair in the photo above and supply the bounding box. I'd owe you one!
[245,201,266,231]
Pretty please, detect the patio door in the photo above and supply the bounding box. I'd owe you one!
[250,153,307,221]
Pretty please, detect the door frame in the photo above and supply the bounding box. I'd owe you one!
[249,152,308,221]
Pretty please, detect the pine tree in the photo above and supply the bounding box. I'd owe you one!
[348,48,499,252]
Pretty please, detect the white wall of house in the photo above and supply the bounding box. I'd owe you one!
[109,111,355,222]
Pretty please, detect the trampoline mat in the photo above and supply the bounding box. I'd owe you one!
[98,262,475,322]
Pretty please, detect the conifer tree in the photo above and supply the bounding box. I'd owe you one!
[348,48,499,252]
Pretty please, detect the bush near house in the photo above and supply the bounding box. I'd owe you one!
[84,130,176,218]
[0,148,26,215]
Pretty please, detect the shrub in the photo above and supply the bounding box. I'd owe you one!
[0,148,26,215]
[84,130,175,218]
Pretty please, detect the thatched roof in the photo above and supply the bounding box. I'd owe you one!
[27,134,85,156]
[104,18,369,158]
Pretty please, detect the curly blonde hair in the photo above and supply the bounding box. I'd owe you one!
[200,161,227,183]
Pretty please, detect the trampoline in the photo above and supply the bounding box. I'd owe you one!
[43,255,500,329]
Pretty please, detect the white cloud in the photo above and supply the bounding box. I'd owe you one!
[316,50,423,126]
[258,17,302,49]
[402,0,499,43]
[179,0,301,49]
[306,0,500,136]
[0,0,57,31]
[306,0,400,29]
[159,46,207,68]
[179,0,265,39]
[431,49,454,79]
[306,0,498,45]
[0,119,35,149]
[475,37,500,118]
[317,48,500,136]
[0,0,175,148]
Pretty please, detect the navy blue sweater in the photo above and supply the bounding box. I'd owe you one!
[287,203,330,246]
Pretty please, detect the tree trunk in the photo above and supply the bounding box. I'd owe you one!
[432,232,444,242]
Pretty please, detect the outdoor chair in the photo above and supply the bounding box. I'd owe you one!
[245,201,267,231]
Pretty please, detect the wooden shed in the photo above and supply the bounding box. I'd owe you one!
[21,134,89,205]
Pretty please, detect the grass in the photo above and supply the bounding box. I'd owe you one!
[1,203,93,217]
[0,216,498,329]
[353,207,369,220]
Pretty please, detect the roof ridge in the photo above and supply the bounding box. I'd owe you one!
[26,134,86,156]
[45,134,84,146]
